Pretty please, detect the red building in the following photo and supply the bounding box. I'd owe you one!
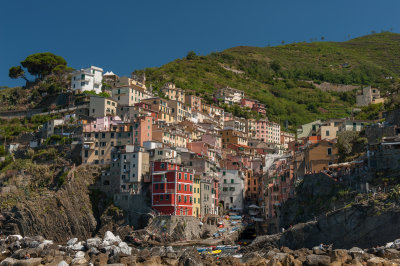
[252,103,266,115]
[240,98,257,109]
[151,161,194,216]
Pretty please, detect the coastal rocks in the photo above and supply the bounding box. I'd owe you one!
[305,254,331,265]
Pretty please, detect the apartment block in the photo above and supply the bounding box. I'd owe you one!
[151,161,194,216]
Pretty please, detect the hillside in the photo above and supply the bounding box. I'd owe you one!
[135,32,400,129]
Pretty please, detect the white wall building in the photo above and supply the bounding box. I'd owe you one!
[218,169,244,213]
[71,66,103,94]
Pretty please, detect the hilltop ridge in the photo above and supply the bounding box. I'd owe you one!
[135,32,400,128]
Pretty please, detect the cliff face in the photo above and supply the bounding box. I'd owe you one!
[0,165,101,242]
[280,203,400,249]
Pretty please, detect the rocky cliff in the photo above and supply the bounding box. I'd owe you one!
[0,165,114,242]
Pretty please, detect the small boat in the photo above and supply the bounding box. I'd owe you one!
[197,247,206,252]
[216,245,226,250]
[233,254,243,258]
[207,250,222,255]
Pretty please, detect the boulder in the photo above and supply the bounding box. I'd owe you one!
[305,254,331,266]
[118,242,132,256]
[104,231,118,244]
[384,248,400,260]
[57,261,69,266]
[330,249,350,264]
[108,254,121,264]
[162,257,179,266]
[137,249,151,262]
[367,257,391,266]
[88,247,100,255]
[12,258,43,266]
[71,242,85,251]
[74,251,85,259]
[120,255,137,265]
[90,253,109,266]
[150,246,165,257]
[349,247,365,260]
[67,238,78,246]
[0,257,18,266]
[71,257,88,265]
[178,249,203,266]
[85,237,102,249]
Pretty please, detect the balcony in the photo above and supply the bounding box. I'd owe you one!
[84,137,95,143]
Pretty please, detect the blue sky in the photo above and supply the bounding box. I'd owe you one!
[1,0,399,87]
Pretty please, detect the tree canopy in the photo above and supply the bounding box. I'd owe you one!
[20,52,67,79]
[8,66,27,81]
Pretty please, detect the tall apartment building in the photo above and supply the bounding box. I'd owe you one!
[110,145,150,193]
[82,117,133,165]
[219,169,245,213]
[151,161,194,216]
[71,66,103,94]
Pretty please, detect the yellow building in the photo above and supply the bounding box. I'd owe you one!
[161,83,185,103]
[221,129,248,148]
[193,175,201,217]
[141,98,174,123]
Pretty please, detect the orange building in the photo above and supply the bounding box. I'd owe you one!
[304,139,338,173]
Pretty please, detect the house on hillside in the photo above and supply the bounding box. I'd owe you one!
[71,66,103,94]
[304,139,338,173]
[356,86,385,107]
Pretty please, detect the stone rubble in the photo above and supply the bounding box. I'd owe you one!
[2,231,400,265]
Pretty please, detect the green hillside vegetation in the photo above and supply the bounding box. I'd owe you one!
[134,32,400,129]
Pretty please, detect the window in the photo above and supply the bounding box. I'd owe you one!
[326,130,330,136]
[160,195,163,200]
[184,185,187,191]
[160,184,164,189]
[229,187,235,191]
[178,173,182,179]
[178,184,181,190]
[223,171,226,176]
[95,150,98,155]
[230,197,233,203]
[231,179,234,184]
[184,173,187,180]
[166,195,170,200]
[155,184,158,189]
[178,195,181,202]
[224,179,227,183]
[327,148,332,155]
[161,163,165,169]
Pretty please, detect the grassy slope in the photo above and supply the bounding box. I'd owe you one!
[135,33,400,129]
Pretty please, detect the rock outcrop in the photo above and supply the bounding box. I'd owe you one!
[0,166,101,242]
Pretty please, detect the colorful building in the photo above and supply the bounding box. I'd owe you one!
[193,175,201,217]
[151,161,194,216]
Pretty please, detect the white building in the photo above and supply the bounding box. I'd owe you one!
[112,86,152,106]
[214,87,244,105]
[218,169,245,213]
[71,66,103,94]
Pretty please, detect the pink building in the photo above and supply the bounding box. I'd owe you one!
[240,98,257,109]
[252,103,266,115]
[134,115,153,146]
[256,119,268,142]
